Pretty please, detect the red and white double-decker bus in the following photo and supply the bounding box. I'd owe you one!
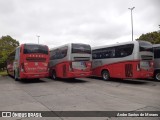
[7,43,49,80]
[92,40,154,80]
[49,43,92,79]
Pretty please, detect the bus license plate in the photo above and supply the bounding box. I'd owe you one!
[140,61,149,67]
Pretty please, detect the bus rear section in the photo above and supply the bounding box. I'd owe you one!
[17,44,49,80]
[153,44,160,81]
[133,41,154,79]
[49,43,92,79]
[92,41,154,80]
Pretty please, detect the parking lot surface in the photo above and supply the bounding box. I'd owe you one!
[0,76,160,120]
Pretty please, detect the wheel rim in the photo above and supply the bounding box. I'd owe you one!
[156,73,160,81]
[103,72,108,80]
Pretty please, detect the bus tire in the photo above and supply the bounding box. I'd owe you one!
[155,71,160,81]
[52,71,56,80]
[102,70,110,81]
[14,71,19,81]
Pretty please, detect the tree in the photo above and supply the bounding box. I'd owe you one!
[0,35,19,70]
[136,31,160,44]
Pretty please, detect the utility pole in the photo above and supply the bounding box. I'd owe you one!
[128,7,135,41]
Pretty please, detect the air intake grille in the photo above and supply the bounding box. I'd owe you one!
[141,55,153,60]
[74,57,90,61]
[26,57,46,62]
[125,64,133,77]
[63,65,67,77]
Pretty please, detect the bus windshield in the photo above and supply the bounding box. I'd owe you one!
[72,44,91,54]
[139,41,153,52]
[24,44,48,54]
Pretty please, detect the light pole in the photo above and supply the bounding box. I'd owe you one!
[37,35,40,44]
[128,7,135,41]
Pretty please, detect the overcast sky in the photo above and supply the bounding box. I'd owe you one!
[0,0,159,48]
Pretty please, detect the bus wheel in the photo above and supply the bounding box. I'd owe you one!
[52,71,56,80]
[102,70,110,81]
[14,71,19,81]
[155,72,160,81]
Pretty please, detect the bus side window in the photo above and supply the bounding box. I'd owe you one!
[50,50,56,60]
[8,51,16,63]
[115,44,134,58]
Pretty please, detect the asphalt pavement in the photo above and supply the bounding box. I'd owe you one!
[0,76,160,120]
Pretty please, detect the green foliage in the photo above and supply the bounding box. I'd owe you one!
[0,70,7,76]
[0,35,19,70]
[136,31,160,44]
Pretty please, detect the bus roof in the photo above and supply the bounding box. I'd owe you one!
[153,44,160,47]
[49,43,90,51]
[92,41,137,50]
[92,40,151,50]
[21,43,48,46]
